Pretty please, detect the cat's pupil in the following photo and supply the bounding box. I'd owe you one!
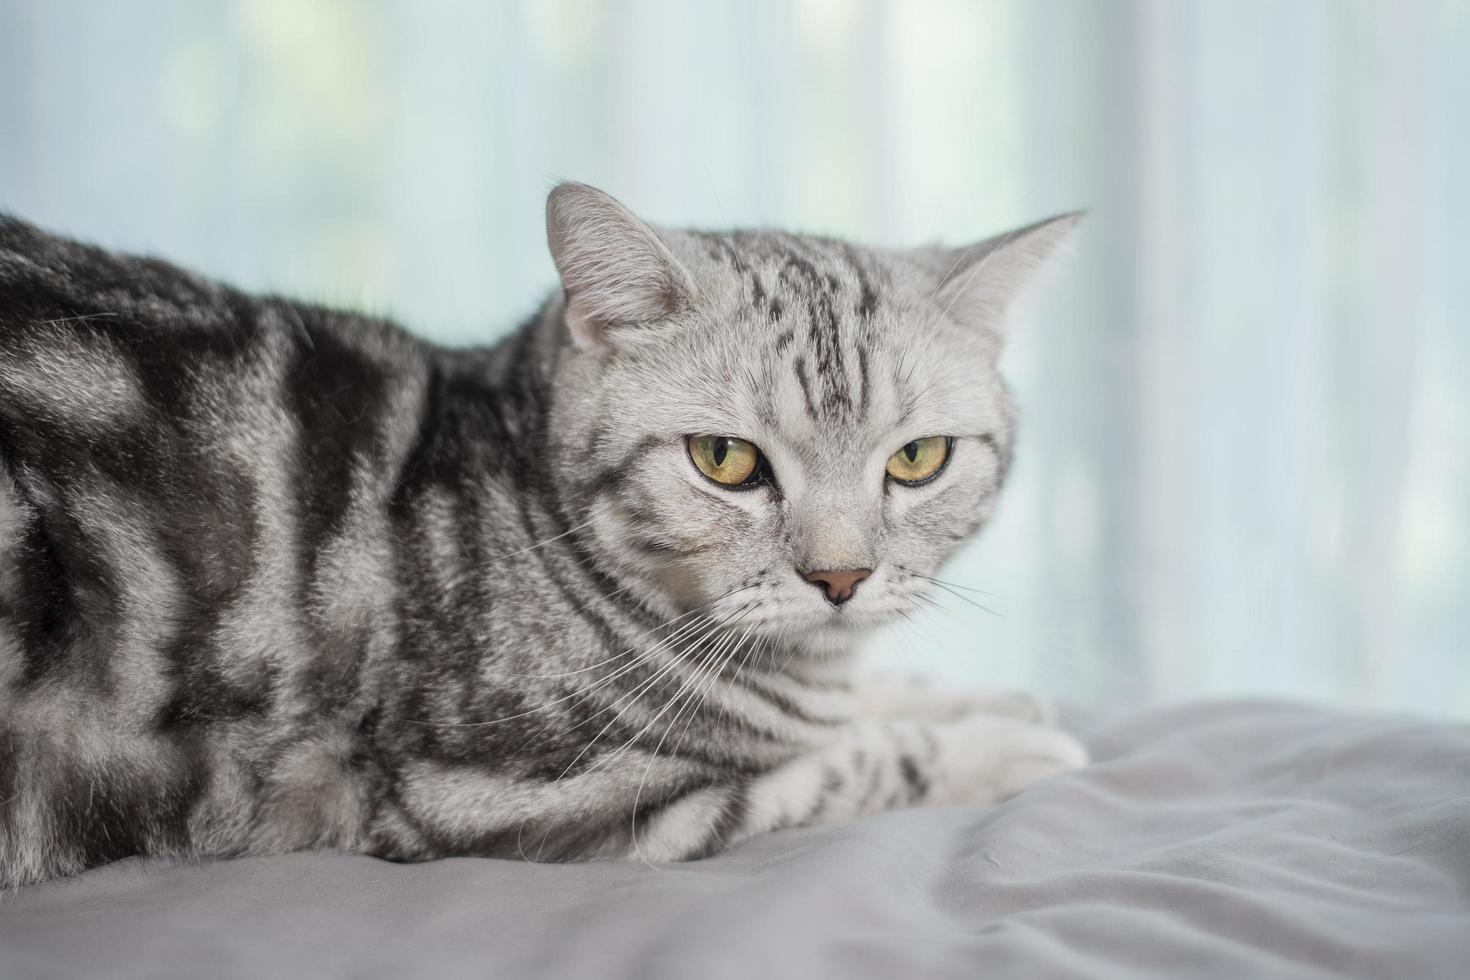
[904,442,918,462]
[713,438,728,467]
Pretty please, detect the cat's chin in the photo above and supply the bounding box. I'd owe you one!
[795,628,863,658]
[772,607,896,657]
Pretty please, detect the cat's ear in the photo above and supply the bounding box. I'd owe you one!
[931,211,1083,336]
[545,182,695,353]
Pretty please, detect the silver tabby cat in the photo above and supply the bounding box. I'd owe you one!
[0,183,1084,886]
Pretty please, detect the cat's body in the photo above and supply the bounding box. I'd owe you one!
[0,184,1084,887]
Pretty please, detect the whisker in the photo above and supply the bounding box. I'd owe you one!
[891,599,949,670]
[912,588,1153,709]
[912,572,1006,598]
[923,578,1002,617]
[548,584,767,771]
[517,588,748,679]
[707,624,778,736]
[666,621,760,751]
[548,608,750,779]
[626,613,759,867]
[595,605,759,775]
[768,625,809,678]
[484,519,596,565]
[433,519,607,602]
[415,581,768,730]
[408,606,727,730]
[509,606,756,859]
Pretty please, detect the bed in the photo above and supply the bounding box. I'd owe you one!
[3,701,1466,978]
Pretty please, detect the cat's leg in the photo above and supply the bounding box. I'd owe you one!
[632,714,1086,862]
[856,671,1058,726]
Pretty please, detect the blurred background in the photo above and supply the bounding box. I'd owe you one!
[1,0,1466,718]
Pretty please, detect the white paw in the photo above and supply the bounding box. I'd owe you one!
[860,674,1060,727]
[951,688,1059,727]
[933,715,1088,805]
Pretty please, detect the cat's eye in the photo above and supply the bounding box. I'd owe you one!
[687,435,765,487]
[885,436,953,486]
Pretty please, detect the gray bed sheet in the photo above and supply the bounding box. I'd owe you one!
[2,701,1467,979]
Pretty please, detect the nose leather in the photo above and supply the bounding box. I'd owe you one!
[802,568,872,606]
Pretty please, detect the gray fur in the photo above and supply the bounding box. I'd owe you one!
[0,183,1082,886]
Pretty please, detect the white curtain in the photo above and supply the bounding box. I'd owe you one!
[2,0,1465,716]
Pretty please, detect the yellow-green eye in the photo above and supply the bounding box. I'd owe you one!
[886,436,952,485]
[688,435,763,486]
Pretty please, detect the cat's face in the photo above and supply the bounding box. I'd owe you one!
[546,183,1077,653]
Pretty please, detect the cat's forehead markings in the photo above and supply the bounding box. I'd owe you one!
[738,235,881,427]
[702,230,882,323]
[697,230,920,434]
[696,232,781,323]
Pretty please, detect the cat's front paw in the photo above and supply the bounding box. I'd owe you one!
[933,715,1088,805]
[951,688,1059,727]
[860,673,1060,726]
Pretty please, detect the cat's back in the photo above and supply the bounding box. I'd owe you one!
[0,214,434,452]
[0,215,437,716]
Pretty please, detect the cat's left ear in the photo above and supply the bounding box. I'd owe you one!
[931,211,1084,336]
[545,181,696,353]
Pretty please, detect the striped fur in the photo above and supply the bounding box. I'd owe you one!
[0,183,1083,886]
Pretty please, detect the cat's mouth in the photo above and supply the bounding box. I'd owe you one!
[773,598,902,638]
[777,603,903,657]
[681,568,911,647]
[822,603,898,630]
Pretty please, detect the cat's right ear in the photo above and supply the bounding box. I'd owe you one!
[545,182,695,353]
[928,211,1083,341]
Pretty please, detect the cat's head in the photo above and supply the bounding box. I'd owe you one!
[544,182,1078,654]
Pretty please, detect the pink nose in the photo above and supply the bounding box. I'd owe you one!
[801,568,872,606]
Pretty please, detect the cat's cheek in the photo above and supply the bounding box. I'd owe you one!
[877,497,977,584]
[648,563,714,609]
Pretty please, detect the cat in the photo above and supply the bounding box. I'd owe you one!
[0,182,1085,887]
